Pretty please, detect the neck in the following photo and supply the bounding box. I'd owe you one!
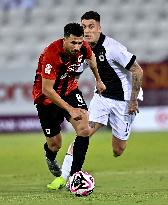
[89,41,97,48]
[89,33,101,48]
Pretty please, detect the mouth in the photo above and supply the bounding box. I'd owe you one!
[71,50,78,55]
[84,35,92,40]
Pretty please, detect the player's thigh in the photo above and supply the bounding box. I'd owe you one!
[89,94,110,126]
[65,89,89,136]
[36,103,64,138]
[109,100,135,141]
[69,111,90,136]
[65,89,88,112]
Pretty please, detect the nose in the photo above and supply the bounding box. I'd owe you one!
[84,26,89,33]
[74,44,80,51]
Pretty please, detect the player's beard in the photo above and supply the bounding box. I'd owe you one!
[71,50,78,55]
[65,48,77,55]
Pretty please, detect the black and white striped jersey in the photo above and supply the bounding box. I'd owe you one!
[92,34,142,100]
[94,33,143,101]
[79,33,143,101]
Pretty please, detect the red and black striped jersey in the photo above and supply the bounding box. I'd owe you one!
[32,39,92,105]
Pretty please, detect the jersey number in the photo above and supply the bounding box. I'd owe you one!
[125,122,130,133]
[76,94,84,104]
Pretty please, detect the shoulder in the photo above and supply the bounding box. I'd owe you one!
[42,39,63,62]
[81,41,92,58]
[103,35,127,52]
[45,39,63,54]
[40,39,63,66]
[103,35,131,61]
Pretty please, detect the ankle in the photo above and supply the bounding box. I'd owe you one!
[44,142,57,161]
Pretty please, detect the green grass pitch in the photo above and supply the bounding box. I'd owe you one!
[0,130,168,205]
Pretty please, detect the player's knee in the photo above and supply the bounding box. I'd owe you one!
[77,126,90,137]
[48,140,62,152]
[113,146,125,157]
[48,144,61,152]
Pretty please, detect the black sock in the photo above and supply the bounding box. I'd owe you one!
[70,136,89,176]
[44,142,57,161]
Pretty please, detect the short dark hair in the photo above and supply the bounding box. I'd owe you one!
[81,11,100,22]
[64,23,84,37]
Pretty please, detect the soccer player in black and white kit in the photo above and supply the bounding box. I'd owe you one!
[47,11,143,190]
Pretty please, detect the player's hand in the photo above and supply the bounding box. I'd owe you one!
[68,107,86,121]
[128,100,139,115]
[96,80,106,95]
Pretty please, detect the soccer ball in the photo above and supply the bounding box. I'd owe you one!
[69,171,95,197]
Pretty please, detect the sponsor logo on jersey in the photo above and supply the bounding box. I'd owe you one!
[45,64,52,74]
[66,55,83,72]
[60,73,68,79]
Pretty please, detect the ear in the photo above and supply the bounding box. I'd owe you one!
[63,37,67,43]
[99,25,102,33]
[63,38,66,48]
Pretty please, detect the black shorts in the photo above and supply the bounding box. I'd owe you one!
[36,89,88,138]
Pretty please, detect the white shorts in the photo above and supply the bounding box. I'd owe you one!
[89,94,135,140]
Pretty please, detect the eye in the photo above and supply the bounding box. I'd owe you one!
[71,41,77,45]
[89,25,94,29]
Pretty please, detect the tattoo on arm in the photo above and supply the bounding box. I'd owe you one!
[130,62,143,101]
[89,121,96,128]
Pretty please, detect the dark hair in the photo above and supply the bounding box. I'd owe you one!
[64,23,84,37]
[81,11,100,22]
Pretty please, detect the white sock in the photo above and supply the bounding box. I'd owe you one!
[61,154,73,181]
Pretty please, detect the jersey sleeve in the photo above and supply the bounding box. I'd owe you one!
[83,41,92,59]
[41,47,58,80]
[111,41,136,70]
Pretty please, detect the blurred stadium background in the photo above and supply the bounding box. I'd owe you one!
[0,0,168,133]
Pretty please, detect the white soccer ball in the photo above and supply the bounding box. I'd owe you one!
[69,171,95,197]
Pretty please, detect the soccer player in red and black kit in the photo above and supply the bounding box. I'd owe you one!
[32,23,106,184]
